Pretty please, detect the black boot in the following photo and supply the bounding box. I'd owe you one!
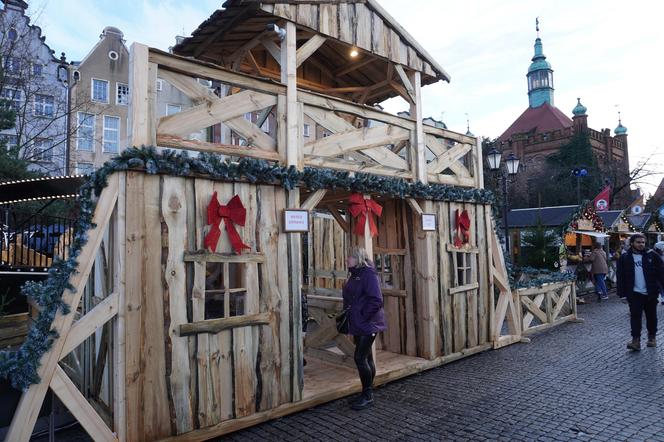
[351,389,374,410]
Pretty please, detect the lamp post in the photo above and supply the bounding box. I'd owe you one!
[57,52,75,176]
[571,167,588,205]
[486,148,520,260]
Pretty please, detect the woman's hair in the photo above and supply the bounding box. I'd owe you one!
[349,246,372,268]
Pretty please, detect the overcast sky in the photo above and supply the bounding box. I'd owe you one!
[29,0,663,195]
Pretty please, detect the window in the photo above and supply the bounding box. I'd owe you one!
[155,79,163,91]
[244,112,252,121]
[0,134,18,149]
[77,112,95,151]
[91,78,109,103]
[1,88,21,110]
[76,162,94,175]
[166,104,181,116]
[261,117,270,133]
[303,123,311,138]
[116,83,129,105]
[34,94,54,117]
[103,116,120,153]
[108,50,119,61]
[3,56,19,75]
[7,28,18,42]
[205,262,247,319]
[32,138,53,161]
[454,252,473,286]
[31,63,42,77]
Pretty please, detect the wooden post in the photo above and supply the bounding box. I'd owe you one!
[112,173,127,442]
[128,43,157,147]
[408,70,426,184]
[473,136,484,189]
[280,20,304,401]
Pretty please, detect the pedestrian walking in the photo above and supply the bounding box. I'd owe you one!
[584,242,609,301]
[616,234,664,351]
[342,247,386,410]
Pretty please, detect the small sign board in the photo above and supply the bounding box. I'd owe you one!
[422,213,437,231]
[283,209,309,232]
[577,219,594,231]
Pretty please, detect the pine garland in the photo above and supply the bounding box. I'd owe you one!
[0,146,496,390]
[509,264,577,289]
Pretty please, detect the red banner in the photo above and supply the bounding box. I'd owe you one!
[592,186,611,212]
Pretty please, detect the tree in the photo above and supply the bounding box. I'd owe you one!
[519,216,558,270]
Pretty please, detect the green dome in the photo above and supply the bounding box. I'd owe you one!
[572,98,587,116]
[615,122,627,135]
[527,38,551,73]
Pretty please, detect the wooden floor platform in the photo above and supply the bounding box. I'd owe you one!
[159,345,494,441]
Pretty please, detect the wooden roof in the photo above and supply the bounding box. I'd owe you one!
[173,1,450,104]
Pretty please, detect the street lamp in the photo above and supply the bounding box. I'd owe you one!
[571,167,588,205]
[486,148,520,260]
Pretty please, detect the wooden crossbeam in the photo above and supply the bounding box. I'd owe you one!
[6,174,119,442]
[228,30,271,67]
[225,116,277,150]
[551,286,571,320]
[304,125,409,157]
[51,366,118,442]
[60,292,119,360]
[157,134,281,161]
[426,141,473,175]
[325,205,349,232]
[521,295,548,324]
[521,293,544,330]
[295,35,327,68]
[301,189,328,211]
[305,155,413,179]
[157,90,277,137]
[260,37,282,65]
[157,69,216,105]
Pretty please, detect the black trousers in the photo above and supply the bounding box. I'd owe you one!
[628,294,658,338]
[353,334,376,394]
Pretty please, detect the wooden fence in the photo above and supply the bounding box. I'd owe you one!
[516,281,578,336]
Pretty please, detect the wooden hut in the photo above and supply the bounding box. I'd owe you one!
[5,2,534,441]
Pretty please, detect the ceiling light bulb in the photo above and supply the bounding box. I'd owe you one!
[350,49,359,58]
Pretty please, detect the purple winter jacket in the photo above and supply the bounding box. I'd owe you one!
[342,265,387,336]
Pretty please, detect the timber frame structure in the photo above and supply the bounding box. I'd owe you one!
[5,2,577,441]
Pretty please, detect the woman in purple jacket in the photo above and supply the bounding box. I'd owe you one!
[342,247,387,410]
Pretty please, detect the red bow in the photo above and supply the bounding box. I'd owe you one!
[454,209,471,247]
[348,193,383,237]
[204,193,251,254]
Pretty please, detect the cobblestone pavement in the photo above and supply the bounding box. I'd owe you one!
[34,293,664,441]
[224,294,664,442]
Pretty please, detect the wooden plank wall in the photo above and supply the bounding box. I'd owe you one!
[311,212,346,290]
[124,174,294,438]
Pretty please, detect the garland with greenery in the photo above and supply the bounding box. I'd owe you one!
[1,146,496,390]
[508,264,577,289]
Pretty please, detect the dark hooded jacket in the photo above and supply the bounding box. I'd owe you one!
[616,249,664,298]
[342,265,387,336]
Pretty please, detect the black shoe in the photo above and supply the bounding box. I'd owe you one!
[350,395,374,410]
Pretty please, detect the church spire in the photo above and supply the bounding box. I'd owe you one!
[526,18,554,108]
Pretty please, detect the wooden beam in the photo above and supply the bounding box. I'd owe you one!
[129,43,155,146]
[426,142,473,175]
[50,366,117,442]
[179,312,271,336]
[281,21,300,169]
[325,205,349,232]
[60,292,119,359]
[406,198,423,215]
[394,64,414,96]
[333,57,375,76]
[296,35,327,68]
[228,29,271,67]
[113,173,127,441]
[260,37,282,65]
[408,70,426,183]
[156,134,280,161]
[5,175,119,442]
[301,189,328,211]
[183,251,266,263]
[157,90,276,137]
[193,7,254,58]
[304,124,410,157]
[305,155,413,179]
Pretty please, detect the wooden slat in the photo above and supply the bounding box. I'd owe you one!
[354,3,372,50]
[426,139,473,176]
[50,366,117,442]
[305,155,413,179]
[60,292,118,359]
[180,313,271,336]
[318,4,338,39]
[156,134,281,161]
[304,124,410,157]
[301,189,328,211]
[338,3,354,44]
[6,174,119,442]
[157,90,276,137]
[158,69,216,104]
[295,35,327,68]
[184,251,266,263]
[129,43,155,146]
[162,176,194,433]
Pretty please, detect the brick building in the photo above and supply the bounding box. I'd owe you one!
[497,30,632,207]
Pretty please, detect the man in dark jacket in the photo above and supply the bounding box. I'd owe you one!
[617,234,664,350]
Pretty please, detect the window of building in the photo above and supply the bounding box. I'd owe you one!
[116,83,129,105]
[0,134,18,149]
[77,112,95,151]
[103,116,120,153]
[32,138,53,161]
[155,79,163,92]
[261,117,270,133]
[205,262,247,319]
[34,94,54,117]
[244,112,252,122]
[3,56,20,75]
[31,63,43,77]
[76,162,94,175]
[303,123,311,138]
[7,28,18,42]
[91,78,109,103]
[1,88,21,110]
[166,104,181,116]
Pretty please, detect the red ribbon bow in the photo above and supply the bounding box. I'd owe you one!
[454,209,471,247]
[348,193,383,237]
[204,192,251,254]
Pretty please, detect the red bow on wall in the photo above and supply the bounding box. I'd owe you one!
[454,209,471,247]
[204,192,251,254]
[348,193,383,237]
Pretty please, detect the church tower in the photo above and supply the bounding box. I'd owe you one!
[526,20,554,108]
